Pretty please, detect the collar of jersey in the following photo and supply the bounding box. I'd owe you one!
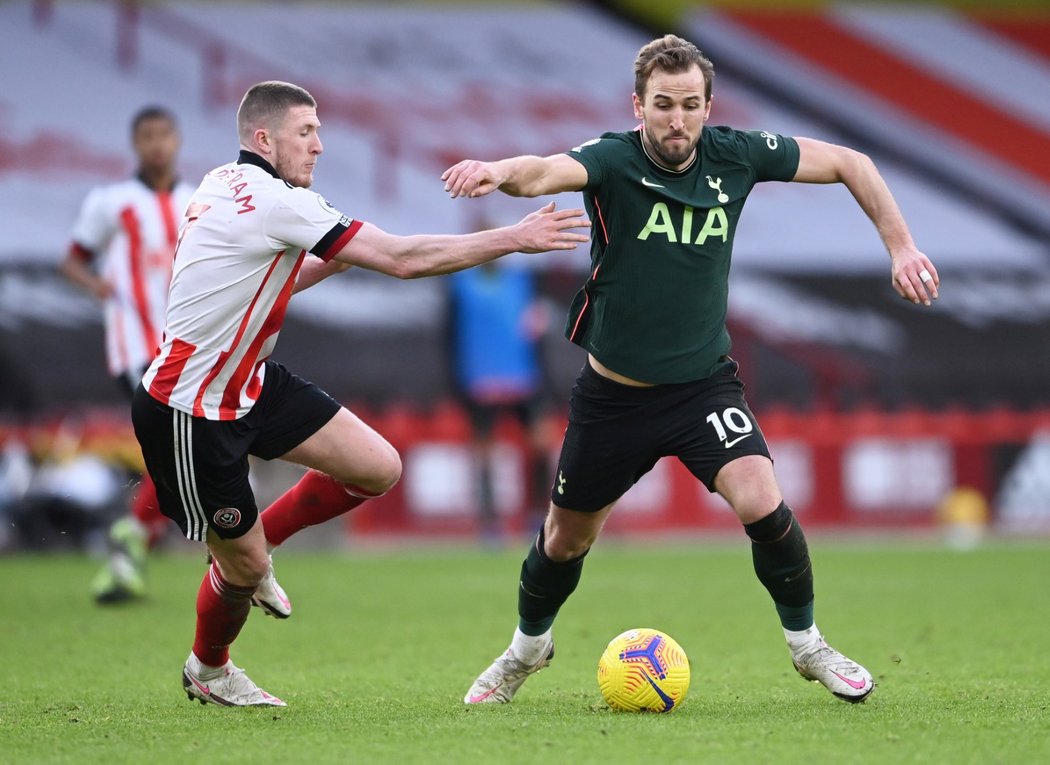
[238,150,281,179]
[134,172,178,193]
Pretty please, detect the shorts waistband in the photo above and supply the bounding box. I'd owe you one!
[579,356,732,396]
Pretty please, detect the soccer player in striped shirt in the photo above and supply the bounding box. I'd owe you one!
[131,81,590,706]
[62,106,193,604]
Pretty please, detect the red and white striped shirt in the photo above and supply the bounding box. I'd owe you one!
[141,151,361,420]
[69,177,194,378]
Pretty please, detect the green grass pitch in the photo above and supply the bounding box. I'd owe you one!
[2,538,1048,764]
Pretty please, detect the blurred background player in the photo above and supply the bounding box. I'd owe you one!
[447,253,551,544]
[61,106,192,603]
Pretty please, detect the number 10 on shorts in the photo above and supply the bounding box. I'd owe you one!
[706,407,754,448]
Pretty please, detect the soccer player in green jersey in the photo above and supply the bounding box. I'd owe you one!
[444,34,939,705]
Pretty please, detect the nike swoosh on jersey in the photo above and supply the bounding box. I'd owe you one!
[641,177,665,188]
[725,433,753,448]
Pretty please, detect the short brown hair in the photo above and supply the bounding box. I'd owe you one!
[633,35,715,102]
[237,81,316,142]
[130,105,177,137]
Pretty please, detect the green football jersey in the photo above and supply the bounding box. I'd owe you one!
[563,126,799,383]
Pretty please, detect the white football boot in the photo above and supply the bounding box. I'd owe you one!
[791,633,875,703]
[250,555,292,619]
[464,639,555,704]
[183,654,285,707]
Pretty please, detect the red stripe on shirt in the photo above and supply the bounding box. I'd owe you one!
[218,251,307,417]
[725,10,1050,186]
[191,250,287,419]
[569,263,601,343]
[148,337,197,403]
[593,196,609,247]
[120,206,160,359]
[973,13,1050,60]
[156,190,180,246]
[568,196,606,343]
[318,219,363,262]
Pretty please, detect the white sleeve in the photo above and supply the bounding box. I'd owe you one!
[69,187,114,253]
[264,188,363,262]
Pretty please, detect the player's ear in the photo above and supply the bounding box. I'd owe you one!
[632,92,643,120]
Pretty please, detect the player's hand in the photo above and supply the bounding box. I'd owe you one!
[513,202,590,253]
[891,248,939,307]
[93,279,115,300]
[442,160,504,199]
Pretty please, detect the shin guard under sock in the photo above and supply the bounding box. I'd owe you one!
[192,563,255,667]
[744,502,815,631]
[517,527,588,636]
[261,469,378,547]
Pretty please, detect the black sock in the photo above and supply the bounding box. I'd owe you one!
[743,502,814,630]
[517,527,588,636]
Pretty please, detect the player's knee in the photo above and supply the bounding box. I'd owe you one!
[716,456,782,524]
[348,445,402,497]
[244,552,271,584]
[733,493,783,525]
[543,526,595,562]
[217,547,270,587]
[376,447,403,492]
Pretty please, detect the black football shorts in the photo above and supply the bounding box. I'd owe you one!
[132,360,340,541]
[551,357,771,512]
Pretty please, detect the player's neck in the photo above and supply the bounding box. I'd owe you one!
[639,133,697,174]
[137,167,176,192]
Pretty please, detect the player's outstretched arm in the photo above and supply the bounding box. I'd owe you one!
[333,202,590,279]
[793,137,939,307]
[292,258,353,294]
[442,154,587,199]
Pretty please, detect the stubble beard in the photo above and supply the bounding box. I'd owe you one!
[642,127,699,170]
[275,157,313,189]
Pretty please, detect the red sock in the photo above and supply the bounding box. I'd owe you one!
[130,474,167,548]
[192,563,255,667]
[260,469,376,547]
